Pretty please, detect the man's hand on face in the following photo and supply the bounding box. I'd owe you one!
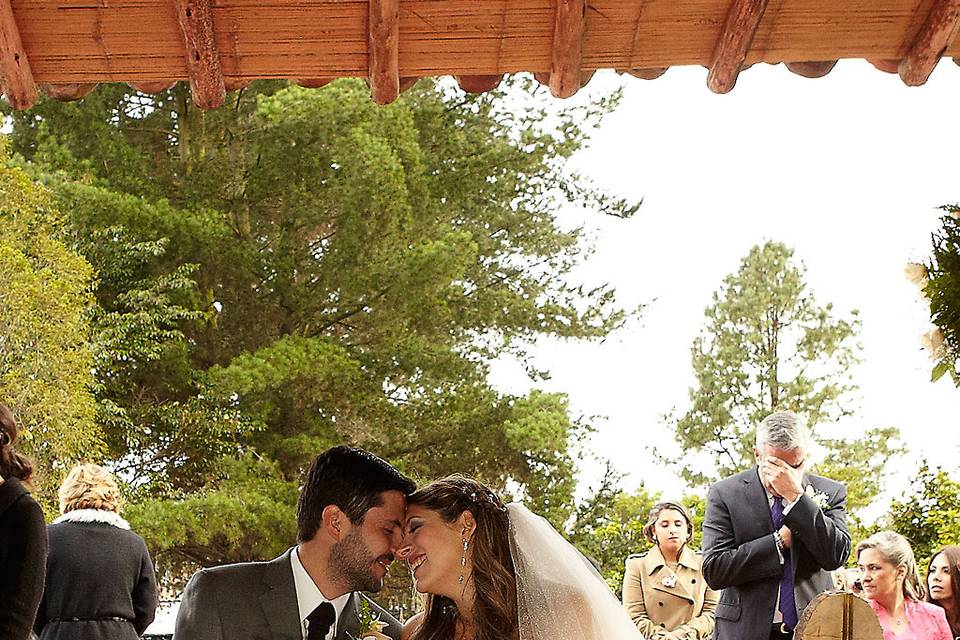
[761,456,804,503]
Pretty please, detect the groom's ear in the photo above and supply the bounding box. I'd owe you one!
[321,504,346,540]
[458,510,477,539]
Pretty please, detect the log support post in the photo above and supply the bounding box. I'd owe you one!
[0,0,36,110]
[899,0,960,86]
[172,0,225,109]
[549,0,586,98]
[368,0,400,105]
[707,0,769,94]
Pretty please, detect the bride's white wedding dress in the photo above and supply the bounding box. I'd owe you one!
[507,503,648,640]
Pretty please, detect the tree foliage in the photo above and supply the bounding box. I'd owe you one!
[669,241,862,483]
[886,463,960,568]
[5,78,636,586]
[0,142,103,513]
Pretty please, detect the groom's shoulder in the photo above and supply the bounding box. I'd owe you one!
[187,552,288,592]
[805,472,846,494]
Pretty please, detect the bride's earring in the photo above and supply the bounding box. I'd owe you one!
[459,527,469,585]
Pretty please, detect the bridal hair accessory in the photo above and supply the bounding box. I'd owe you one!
[463,487,508,513]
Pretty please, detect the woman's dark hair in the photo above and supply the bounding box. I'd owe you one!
[0,402,33,482]
[643,501,694,546]
[296,445,415,542]
[408,475,518,640]
[927,545,960,636]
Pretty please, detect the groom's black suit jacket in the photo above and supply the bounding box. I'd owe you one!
[174,548,402,640]
[701,468,850,640]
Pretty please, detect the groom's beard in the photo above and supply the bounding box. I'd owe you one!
[330,527,389,593]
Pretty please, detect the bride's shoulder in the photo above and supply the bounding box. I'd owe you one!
[400,611,424,640]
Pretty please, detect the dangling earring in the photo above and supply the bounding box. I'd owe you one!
[459,527,469,585]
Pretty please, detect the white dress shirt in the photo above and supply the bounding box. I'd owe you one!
[291,547,352,640]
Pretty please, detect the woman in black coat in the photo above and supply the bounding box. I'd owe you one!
[34,463,158,640]
[0,402,48,640]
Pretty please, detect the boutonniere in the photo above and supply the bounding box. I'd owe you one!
[348,598,387,640]
[805,484,830,510]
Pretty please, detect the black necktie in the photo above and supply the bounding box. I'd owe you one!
[307,602,336,640]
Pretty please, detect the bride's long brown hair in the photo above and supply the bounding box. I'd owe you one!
[408,476,519,640]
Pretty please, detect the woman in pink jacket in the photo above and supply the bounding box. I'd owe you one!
[857,531,951,640]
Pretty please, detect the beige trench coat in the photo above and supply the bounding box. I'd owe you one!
[622,545,719,640]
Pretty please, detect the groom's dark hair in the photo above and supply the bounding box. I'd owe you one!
[297,445,415,542]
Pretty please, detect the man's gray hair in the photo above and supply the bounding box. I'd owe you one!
[755,411,810,451]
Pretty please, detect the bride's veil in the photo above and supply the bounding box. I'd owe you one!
[507,503,648,640]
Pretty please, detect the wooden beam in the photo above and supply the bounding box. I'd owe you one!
[455,75,503,93]
[868,58,900,73]
[129,81,178,93]
[295,78,334,89]
[41,83,96,101]
[172,0,225,109]
[899,0,960,86]
[549,0,587,98]
[368,0,399,105]
[784,60,837,78]
[707,0,770,94]
[620,67,668,80]
[224,78,250,92]
[0,0,36,110]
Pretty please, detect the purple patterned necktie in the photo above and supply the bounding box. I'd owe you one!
[772,496,799,630]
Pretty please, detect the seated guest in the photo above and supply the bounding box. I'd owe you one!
[0,402,47,640]
[34,464,158,640]
[927,545,960,639]
[623,501,718,639]
[857,531,951,640]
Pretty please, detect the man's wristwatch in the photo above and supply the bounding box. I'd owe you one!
[773,530,785,552]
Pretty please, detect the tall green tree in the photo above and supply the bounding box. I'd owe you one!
[666,242,900,518]
[6,78,637,586]
[0,142,103,512]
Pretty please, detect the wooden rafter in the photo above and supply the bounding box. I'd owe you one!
[784,61,837,78]
[622,67,668,80]
[548,0,587,98]
[40,84,96,101]
[172,0,225,109]
[368,0,400,105]
[0,0,36,110]
[868,59,900,74]
[129,81,177,94]
[899,0,960,86]
[708,0,770,94]
[455,75,504,94]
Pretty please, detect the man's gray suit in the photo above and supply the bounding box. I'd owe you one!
[174,548,403,640]
[701,469,850,640]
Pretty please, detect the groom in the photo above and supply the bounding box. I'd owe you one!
[702,412,850,640]
[175,445,416,640]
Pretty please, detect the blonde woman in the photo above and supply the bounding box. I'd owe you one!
[34,464,158,640]
[857,531,951,640]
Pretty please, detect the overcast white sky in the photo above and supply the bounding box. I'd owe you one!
[489,60,960,515]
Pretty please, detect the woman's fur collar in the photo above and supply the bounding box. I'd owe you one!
[53,508,130,529]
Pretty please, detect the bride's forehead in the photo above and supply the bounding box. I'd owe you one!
[405,504,439,520]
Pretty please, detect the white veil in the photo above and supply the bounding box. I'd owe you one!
[507,503,648,640]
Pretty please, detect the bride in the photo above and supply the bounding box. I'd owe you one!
[396,475,647,640]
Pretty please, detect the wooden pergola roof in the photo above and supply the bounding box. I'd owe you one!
[1,0,959,110]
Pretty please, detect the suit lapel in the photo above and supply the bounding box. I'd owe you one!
[744,468,776,533]
[336,593,360,640]
[260,548,302,640]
